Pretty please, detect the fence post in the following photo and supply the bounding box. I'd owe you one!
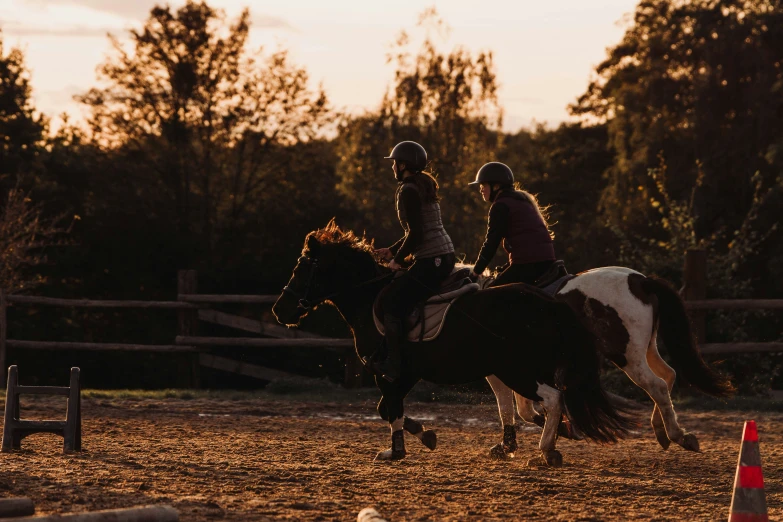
[0,289,6,389]
[178,270,200,389]
[682,249,707,344]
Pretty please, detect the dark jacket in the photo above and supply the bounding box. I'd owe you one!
[473,189,555,274]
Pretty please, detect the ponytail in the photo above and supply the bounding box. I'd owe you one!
[518,189,555,240]
[411,171,440,204]
[497,187,555,239]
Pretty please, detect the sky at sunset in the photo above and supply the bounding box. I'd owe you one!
[0,0,639,132]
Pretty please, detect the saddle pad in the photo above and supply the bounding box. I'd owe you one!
[374,283,480,342]
[478,274,576,297]
[542,274,577,297]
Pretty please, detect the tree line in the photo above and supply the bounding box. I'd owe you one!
[1,0,781,391]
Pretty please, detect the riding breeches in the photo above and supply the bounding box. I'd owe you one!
[489,260,555,287]
[381,253,456,319]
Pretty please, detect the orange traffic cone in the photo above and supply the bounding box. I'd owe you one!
[728,420,768,522]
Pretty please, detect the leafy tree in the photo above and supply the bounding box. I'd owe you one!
[0,185,71,293]
[572,0,783,241]
[335,8,502,255]
[500,123,615,271]
[78,1,332,260]
[0,31,47,185]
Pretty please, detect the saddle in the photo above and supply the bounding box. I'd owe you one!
[534,260,576,297]
[482,260,575,297]
[373,267,480,342]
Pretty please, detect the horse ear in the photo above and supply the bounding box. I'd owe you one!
[306,234,320,255]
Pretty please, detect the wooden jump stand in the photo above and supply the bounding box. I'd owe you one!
[1,365,81,453]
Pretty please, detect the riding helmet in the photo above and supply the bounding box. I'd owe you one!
[469,162,514,186]
[385,141,428,172]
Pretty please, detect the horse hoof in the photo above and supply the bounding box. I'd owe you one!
[374,448,406,461]
[680,433,700,452]
[421,430,437,451]
[490,443,511,460]
[654,429,671,450]
[543,450,563,467]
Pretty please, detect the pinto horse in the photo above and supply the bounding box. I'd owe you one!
[480,266,734,458]
[272,222,635,465]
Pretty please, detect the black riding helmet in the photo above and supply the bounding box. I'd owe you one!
[469,162,514,186]
[470,162,515,202]
[385,141,428,172]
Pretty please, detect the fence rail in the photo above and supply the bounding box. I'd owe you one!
[176,336,354,348]
[1,255,781,389]
[6,295,198,309]
[9,295,781,311]
[178,294,278,304]
[7,340,198,352]
[699,343,783,355]
[685,299,783,310]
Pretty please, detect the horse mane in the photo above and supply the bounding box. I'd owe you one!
[305,219,383,263]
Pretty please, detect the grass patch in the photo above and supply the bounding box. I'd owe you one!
[81,389,264,401]
[673,395,783,412]
[4,381,781,412]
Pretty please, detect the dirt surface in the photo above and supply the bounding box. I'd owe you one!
[1,393,781,521]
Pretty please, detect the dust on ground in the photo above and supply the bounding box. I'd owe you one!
[1,391,781,521]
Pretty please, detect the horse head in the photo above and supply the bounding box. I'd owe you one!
[273,220,384,326]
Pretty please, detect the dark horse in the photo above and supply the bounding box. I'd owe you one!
[272,222,635,465]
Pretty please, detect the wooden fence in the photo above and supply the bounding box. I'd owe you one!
[0,270,363,389]
[680,249,783,354]
[0,254,780,388]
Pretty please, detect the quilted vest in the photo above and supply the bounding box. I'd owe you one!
[496,191,555,264]
[396,183,455,260]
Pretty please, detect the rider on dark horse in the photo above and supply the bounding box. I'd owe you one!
[469,162,556,287]
[371,141,456,382]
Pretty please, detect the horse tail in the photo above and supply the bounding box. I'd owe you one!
[556,303,636,444]
[644,277,734,397]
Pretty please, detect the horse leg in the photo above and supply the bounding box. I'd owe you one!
[514,392,539,424]
[374,393,406,460]
[645,332,689,451]
[377,376,435,451]
[403,416,437,451]
[515,392,583,441]
[375,376,426,461]
[487,375,518,459]
[623,346,698,452]
[535,383,564,467]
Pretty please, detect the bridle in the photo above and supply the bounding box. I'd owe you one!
[283,254,506,341]
[282,256,321,312]
[282,255,394,312]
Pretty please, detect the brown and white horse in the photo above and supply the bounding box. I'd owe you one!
[273,224,637,465]
[481,266,733,457]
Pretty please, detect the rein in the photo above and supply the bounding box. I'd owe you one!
[283,253,507,342]
[282,257,394,312]
[403,271,508,342]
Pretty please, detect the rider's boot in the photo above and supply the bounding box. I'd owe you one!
[371,314,403,382]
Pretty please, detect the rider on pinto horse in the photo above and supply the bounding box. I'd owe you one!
[370,141,456,382]
[469,162,561,287]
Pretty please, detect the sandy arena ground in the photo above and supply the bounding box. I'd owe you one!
[1,392,780,521]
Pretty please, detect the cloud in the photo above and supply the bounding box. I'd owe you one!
[252,14,294,31]
[23,0,159,20]
[24,0,295,30]
[2,24,114,38]
[38,84,87,107]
